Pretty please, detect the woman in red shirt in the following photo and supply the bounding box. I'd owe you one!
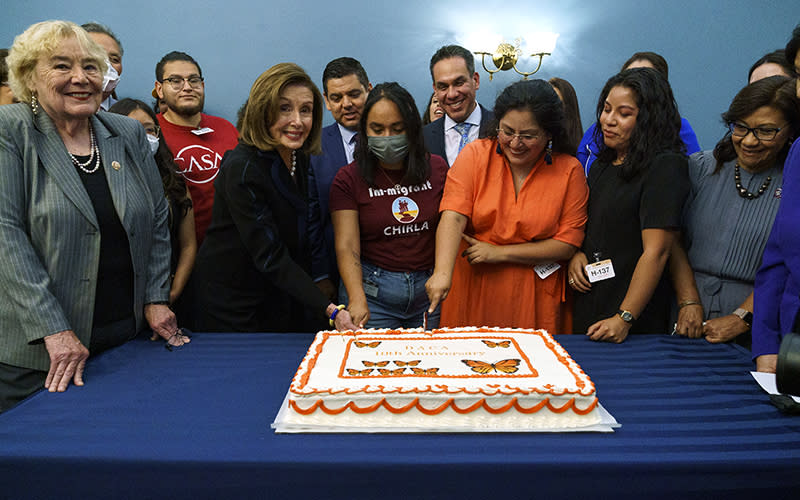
[330,82,448,328]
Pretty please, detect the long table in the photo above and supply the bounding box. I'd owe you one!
[1,333,798,499]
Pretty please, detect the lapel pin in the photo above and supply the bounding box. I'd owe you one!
[112,161,121,171]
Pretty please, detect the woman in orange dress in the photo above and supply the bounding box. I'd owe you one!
[426,80,588,332]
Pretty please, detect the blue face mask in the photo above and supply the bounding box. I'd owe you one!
[367,134,409,164]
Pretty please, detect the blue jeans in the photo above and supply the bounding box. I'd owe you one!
[339,260,440,329]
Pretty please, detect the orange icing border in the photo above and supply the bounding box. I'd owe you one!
[288,396,600,416]
[290,329,596,400]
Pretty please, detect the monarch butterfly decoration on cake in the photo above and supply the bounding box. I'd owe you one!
[482,340,511,348]
[378,368,407,375]
[461,359,521,374]
[393,360,421,367]
[354,341,381,348]
[346,368,374,376]
[411,367,440,375]
[362,360,390,367]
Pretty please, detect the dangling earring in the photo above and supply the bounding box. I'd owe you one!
[544,139,553,165]
[30,93,39,115]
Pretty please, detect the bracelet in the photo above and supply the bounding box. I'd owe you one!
[678,300,701,309]
[329,304,346,327]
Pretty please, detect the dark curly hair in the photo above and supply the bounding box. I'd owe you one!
[592,68,685,180]
[108,98,191,217]
[354,82,430,186]
[713,75,800,173]
[488,79,573,160]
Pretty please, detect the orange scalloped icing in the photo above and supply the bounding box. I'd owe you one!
[288,396,600,416]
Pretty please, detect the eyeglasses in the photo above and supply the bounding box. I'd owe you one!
[497,127,541,143]
[160,75,204,91]
[728,122,785,141]
[144,124,160,138]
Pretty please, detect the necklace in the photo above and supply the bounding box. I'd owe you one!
[379,167,403,190]
[734,162,771,200]
[289,150,296,177]
[69,124,101,174]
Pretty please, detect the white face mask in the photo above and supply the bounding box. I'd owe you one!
[102,61,120,94]
[146,134,160,154]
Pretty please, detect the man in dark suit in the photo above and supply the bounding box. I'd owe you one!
[423,45,494,166]
[309,57,371,300]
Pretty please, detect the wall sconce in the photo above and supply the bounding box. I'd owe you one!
[474,33,559,80]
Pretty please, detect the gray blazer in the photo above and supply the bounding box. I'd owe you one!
[0,104,171,371]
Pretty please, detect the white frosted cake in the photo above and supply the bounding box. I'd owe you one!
[279,327,602,431]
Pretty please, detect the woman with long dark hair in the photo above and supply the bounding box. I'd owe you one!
[330,82,448,328]
[569,68,689,342]
[426,79,588,332]
[549,77,583,155]
[108,98,195,309]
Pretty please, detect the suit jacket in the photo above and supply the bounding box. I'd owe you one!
[423,104,494,165]
[752,139,800,357]
[0,104,171,371]
[195,144,330,332]
[308,123,350,281]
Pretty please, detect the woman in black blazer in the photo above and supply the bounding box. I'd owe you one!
[195,63,356,332]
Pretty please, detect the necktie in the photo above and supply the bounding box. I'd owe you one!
[454,122,472,153]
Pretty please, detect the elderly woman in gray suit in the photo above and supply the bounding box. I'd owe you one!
[0,21,189,412]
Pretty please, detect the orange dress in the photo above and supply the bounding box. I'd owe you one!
[439,138,588,333]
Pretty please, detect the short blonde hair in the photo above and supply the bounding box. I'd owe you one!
[7,20,108,104]
[239,63,322,155]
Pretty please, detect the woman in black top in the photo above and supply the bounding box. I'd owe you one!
[195,63,356,332]
[568,68,689,342]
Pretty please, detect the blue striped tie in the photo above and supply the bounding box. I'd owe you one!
[454,122,472,153]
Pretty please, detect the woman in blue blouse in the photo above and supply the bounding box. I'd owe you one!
[671,76,800,345]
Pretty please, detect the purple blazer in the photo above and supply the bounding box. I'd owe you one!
[752,140,800,358]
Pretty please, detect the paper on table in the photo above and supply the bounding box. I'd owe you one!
[751,371,800,403]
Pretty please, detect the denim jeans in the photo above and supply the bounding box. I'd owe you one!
[339,260,440,329]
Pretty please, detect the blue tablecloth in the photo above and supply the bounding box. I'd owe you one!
[1,333,798,499]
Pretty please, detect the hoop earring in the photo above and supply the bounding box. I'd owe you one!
[544,139,553,165]
[30,93,39,115]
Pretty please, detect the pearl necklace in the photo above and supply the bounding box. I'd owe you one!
[734,163,771,200]
[289,149,296,177]
[69,125,101,174]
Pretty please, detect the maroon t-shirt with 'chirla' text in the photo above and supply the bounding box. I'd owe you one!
[329,154,448,272]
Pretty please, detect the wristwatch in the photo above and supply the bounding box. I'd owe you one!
[617,309,635,324]
[732,308,753,328]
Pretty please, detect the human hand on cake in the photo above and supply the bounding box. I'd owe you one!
[327,303,358,331]
[425,271,452,314]
[586,315,632,343]
[567,251,591,293]
[675,303,704,338]
[703,315,749,344]
[346,299,370,329]
[461,234,501,264]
